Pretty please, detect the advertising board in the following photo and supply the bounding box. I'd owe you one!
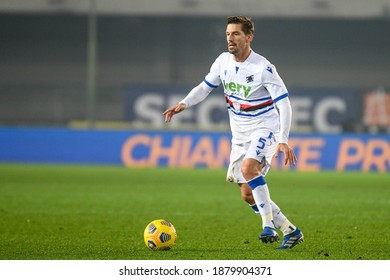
[1,128,388,172]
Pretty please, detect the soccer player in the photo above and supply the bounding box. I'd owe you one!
[163,16,303,249]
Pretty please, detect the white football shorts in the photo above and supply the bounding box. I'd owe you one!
[226,129,277,184]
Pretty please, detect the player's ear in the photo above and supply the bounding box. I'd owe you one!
[247,33,254,43]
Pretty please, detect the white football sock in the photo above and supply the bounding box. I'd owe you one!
[249,201,296,234]
[247,175,274,229]
[270,200,296,235]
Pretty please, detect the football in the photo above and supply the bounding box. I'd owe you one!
[144,219,177,250]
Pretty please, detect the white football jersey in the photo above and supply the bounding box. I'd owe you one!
[204,50,289,144]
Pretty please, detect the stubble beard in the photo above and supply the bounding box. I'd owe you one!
[228,45,238,56]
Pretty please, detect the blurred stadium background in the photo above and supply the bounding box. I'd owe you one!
[0,0,389,172]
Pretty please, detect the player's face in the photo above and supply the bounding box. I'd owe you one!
[226,23,252,60]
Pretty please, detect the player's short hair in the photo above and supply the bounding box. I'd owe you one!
[227,16,254,35]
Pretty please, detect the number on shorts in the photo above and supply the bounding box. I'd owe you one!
[257,137,266,149]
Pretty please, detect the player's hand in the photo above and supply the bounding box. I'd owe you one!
[275,143,297,166]
[163,103,186,123]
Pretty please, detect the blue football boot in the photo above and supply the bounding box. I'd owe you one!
[277,228,304,249]
[259,226,280,243]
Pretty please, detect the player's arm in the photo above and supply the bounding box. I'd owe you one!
[274,96,297,166]
[163,80,215,123]
[262,63,296,166]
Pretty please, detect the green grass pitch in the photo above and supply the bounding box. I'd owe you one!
[0,164,389,260]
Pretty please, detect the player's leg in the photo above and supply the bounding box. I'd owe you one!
[241,157,279,243]
[269,200,296,235]
[239,183,259,214]
[242,130,304,248]
[240,183,296,235]
[239,180,271,227]
[240,182,303,247]
[227,139,303,247]
[272,200,304,249]
[240,131,278,241]
[227,144,277,241]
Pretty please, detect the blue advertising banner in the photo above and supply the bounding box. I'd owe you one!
[0,127,389,172]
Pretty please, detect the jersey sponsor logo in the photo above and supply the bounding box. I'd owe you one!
[222,80,251,98]
[266,66,273,74]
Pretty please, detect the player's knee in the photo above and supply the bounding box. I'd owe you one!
[240,162,252,179]
[241,159,264,180]
[240,163,256,179]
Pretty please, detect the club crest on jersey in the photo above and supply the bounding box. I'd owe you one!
[246,75,254,83]
[233,101,241,111]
